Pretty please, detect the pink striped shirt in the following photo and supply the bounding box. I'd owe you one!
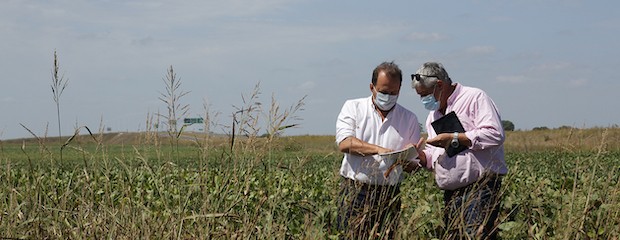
[422,83,508,190]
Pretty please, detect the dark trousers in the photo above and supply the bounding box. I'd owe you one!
[443,174,502,240]
[337,177,401,240]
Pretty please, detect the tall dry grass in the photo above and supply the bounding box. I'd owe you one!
[1,80,325,239]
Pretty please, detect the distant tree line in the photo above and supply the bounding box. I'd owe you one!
[499,120,605,132]
[502,120,515,131]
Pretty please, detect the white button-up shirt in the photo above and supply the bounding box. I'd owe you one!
[336,96,421,186]
[423,83,508,190]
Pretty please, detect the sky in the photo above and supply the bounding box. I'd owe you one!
[1,0,619,140]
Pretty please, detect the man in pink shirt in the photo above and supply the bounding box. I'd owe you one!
[411,62,508,239]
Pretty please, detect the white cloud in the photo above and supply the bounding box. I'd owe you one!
[496,75,527,84]
[444,45,496,61]
[298,81,316,91]
[529,62,572,72]
[568,78,588,87]
[0,97,16,103]
[131,36,155,46]
[403,32,447,42]
[464,46,496,55]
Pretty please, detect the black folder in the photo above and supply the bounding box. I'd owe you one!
[431,111,467,157]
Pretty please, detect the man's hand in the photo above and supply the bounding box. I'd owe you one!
[402,138,426,173]
[413,137,429,169]
[426,133,453,149]
[338,136,392,156]
[427,132,471,150]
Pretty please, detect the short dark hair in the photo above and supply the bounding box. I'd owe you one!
[372,61,402,85]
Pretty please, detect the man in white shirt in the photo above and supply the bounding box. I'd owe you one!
[336,61,421,239]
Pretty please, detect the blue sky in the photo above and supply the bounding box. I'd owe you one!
[1,0,618,140]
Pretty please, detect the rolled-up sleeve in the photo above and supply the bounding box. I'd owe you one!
[464,93,505,150]
[336,100,356,145]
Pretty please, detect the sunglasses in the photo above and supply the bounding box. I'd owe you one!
[411,74,440,81]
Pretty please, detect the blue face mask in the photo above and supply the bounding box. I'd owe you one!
[373,87,398,111]
[421,86,440,111]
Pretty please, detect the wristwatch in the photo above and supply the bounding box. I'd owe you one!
[450,132,460,148]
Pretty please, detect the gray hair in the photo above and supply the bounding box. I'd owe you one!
[411,62,452,89]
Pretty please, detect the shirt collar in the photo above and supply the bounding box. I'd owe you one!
[446,83,461,106]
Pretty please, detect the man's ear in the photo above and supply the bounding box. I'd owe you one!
[436,80,443,89]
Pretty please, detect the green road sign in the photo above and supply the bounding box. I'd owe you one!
[183,118,204,124]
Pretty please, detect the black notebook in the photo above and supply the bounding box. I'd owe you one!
[431,111,467,157]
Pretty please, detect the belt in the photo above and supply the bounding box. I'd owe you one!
[342,177,399,191]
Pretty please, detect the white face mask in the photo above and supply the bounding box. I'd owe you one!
[373,87,398,111]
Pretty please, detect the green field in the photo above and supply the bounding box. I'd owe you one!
[1,127,619,239]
